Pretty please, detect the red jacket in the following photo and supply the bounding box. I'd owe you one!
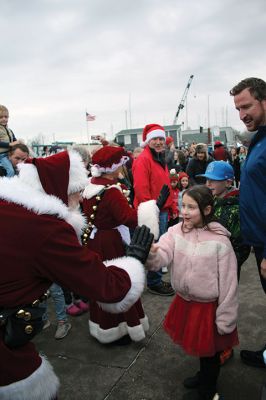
[132,146,176,214]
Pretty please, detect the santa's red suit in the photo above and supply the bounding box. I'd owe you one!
[0,151,147,400]
[83,175,158,343]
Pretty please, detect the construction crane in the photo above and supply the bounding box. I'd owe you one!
[173,75,194,125]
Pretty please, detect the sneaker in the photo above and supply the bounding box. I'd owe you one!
[55,322,72,339]
[66,303,83,316]
[162,281,173,289]
[42,320,51,330]
[162,266,168,274]
[240,344,266,368]
[220,347,234,366]
[147,281,175,296]
[75,300,89,313]
[183,371,200,389]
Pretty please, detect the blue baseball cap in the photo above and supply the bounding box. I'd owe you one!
[196,161,234,181]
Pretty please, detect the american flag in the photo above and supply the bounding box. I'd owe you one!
[86,112,96,121]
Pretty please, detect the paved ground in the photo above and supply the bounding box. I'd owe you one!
[34,253,265,400]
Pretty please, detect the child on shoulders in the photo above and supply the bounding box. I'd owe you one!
[0,105,18,176]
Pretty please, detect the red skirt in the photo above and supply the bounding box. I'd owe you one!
[163,294,239,357]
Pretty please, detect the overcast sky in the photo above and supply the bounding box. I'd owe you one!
[1,0,265,144]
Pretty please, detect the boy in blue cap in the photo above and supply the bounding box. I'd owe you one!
[198,161,250,279]
[197,161,250,366]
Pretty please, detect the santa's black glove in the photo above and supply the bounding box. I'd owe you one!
[126,225,154,264]
[156,184,170,210]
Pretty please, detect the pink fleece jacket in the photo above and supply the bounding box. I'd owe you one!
[146,222,238,335]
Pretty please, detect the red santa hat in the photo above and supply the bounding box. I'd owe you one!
[165,136,174,146]
[178,172,189,182]
[91,145,129,177]
[140,124,166,148]
[23,150,88,205]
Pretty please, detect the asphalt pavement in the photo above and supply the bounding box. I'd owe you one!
[34,253,266,400]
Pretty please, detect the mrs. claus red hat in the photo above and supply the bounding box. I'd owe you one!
[91,146,129,177]
[140,124,166,148]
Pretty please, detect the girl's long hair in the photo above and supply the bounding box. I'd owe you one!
[181,185,217,232]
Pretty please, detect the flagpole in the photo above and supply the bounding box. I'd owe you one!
[86,110,90,145]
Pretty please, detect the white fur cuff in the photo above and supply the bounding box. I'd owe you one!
[0,356,59,400]
[138,200,159,240]
[97,256,145,313]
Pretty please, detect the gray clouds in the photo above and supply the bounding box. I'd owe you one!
[1,0,265,142]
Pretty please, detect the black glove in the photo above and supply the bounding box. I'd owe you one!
[156,184,170,210]
[126,225,154,264]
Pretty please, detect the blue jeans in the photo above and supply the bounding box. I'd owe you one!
[41,283,68,322]
[0,153,15,177]
[147,211,168,287]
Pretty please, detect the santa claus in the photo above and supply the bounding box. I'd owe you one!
[0,150,153,400]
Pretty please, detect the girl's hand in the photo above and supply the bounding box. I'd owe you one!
[151,243,159,253]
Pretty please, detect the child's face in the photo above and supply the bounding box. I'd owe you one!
[171,180,178,189]
[180,177,189,189]
[0,112,9,126]
[197,152,206,161]
[181,193,203,229]
[206,179,231,198]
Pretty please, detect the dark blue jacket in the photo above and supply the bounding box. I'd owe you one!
[239,126,266,257]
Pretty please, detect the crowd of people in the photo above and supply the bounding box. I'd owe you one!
[0,76,265,400]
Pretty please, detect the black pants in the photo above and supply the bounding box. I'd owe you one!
[199,352,220,399]
[62,288,88,305]
[254,247,266,294]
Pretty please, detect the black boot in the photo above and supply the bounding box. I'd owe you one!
[182,391,222,400]
[240,344,266,368]
[183,371,200,389]
[110,334,132,346]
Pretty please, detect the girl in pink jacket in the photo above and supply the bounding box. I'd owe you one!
[146,185,238,400]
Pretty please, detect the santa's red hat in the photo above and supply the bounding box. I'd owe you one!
[21,150,88,205]
[91,145,129,177]
[140,124,166,148]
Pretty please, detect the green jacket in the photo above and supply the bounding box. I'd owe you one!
[214,189,250,268]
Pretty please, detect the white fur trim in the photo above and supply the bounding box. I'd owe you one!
[0,356,59,400]
[83,181,122,200]
[88,315,149,343]
[91,155,129,177]
[141,129,165,147]
[0,177,87,241]
[97,256,145,313]
[90,165,102,177]
[68,150,89,194]
[83,180,105,199]
[138,200,160,240]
